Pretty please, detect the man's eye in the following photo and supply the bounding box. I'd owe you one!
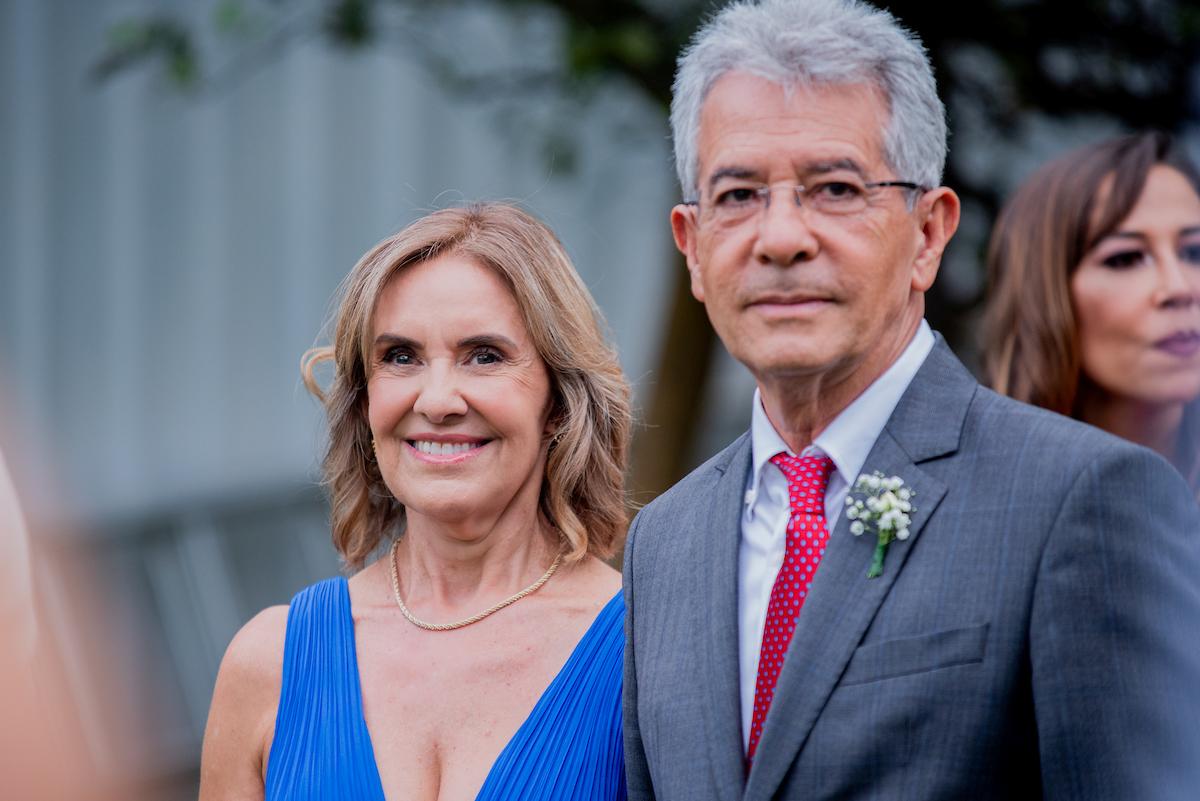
[813,181,864,200]
[715,187,761,205]
[1179,243,1200,266]
[1100,250,1148,270]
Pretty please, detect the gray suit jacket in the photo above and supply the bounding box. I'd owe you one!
[623,340,1200,801]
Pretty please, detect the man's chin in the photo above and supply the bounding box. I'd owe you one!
[718,318,858,378]
[738,350,843,381]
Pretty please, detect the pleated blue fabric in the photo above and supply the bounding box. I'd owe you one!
[264,577,626,801]
[265,578,386,801]
[476,589,626,801]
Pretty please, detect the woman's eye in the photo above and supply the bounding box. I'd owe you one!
[470,349,503,366]
[383,347,415,365]
[1179,243,1200,266]
[1100,250,1148,269]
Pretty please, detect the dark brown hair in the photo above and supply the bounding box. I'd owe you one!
[302,203,633,569]
[983,131,1200,489]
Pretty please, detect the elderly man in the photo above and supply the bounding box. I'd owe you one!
[622,1,1200,800]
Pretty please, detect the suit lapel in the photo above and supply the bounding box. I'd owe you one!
[742,435,947,800]
[742,340,974,801]
[697,434,754,801]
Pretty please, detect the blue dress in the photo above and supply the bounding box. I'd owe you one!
[264,578,627,801]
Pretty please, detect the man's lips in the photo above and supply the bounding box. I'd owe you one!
[746,295,835,316]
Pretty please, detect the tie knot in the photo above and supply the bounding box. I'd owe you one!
[769,452,835,513]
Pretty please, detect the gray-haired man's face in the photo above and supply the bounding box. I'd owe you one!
[671,72,956,394]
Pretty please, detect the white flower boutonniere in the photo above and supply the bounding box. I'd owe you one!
[845,471,915,579]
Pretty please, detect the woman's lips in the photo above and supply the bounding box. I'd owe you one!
[404,437,490,463]
[1153,331,1200,358]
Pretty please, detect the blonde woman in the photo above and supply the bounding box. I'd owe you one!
[200,203,632,800]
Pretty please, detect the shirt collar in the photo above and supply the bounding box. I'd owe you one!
[747,320,935,503]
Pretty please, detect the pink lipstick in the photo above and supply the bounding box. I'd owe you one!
[1154,331,1200,358]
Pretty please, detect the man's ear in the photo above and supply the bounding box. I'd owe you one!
[911,187,961,293]
[671,203,706,302]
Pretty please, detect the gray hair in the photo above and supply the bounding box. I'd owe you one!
[670,0,947,201]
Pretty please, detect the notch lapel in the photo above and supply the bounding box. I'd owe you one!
[696,434,754,801]
[743,340,974,801]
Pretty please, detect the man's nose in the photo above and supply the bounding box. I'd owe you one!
[752,187,820,267]
[412,362,469,422]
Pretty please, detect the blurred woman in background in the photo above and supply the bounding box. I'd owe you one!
[200,203,632,800]
[984,131,1200,496]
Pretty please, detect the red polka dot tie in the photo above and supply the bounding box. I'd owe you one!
[746,451,835,762]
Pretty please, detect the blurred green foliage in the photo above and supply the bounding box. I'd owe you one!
[95,17,198,86]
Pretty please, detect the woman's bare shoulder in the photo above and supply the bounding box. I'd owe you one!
[198,605,290,799]
[222,605,290,689]
[564,555,622,607]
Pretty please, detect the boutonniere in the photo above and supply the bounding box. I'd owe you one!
[845,472,915,579]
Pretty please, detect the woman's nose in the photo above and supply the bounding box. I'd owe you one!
[1155,251,1200,309]
[412,363,468,422]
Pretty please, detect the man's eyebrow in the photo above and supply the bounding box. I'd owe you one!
[458,333,518,350]
[707,166,761,191]
[804,158,865,176]
[1182,226,1200,238]
[706,159,866,191]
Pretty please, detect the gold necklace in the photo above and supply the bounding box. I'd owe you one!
[388,539,562,631]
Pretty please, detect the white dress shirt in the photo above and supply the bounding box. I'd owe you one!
[737,320,935,749]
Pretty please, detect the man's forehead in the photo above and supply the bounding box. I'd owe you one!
[695,73,889,180]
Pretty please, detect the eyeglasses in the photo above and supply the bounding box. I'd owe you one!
[687,178,926,225]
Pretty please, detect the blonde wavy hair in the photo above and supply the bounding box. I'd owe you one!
[302,203,632,570]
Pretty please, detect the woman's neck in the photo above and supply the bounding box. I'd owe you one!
[394,509,560,611]
[1076,384,1186,467]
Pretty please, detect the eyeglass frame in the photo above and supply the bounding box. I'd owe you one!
[683,179,928,222]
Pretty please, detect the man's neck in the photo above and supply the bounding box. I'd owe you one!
[756,317,921,453]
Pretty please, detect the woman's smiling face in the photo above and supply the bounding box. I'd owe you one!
[1071,165,1200,407]
[366,253,553,528]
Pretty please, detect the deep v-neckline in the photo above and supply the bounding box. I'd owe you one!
[346,583,622,801]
